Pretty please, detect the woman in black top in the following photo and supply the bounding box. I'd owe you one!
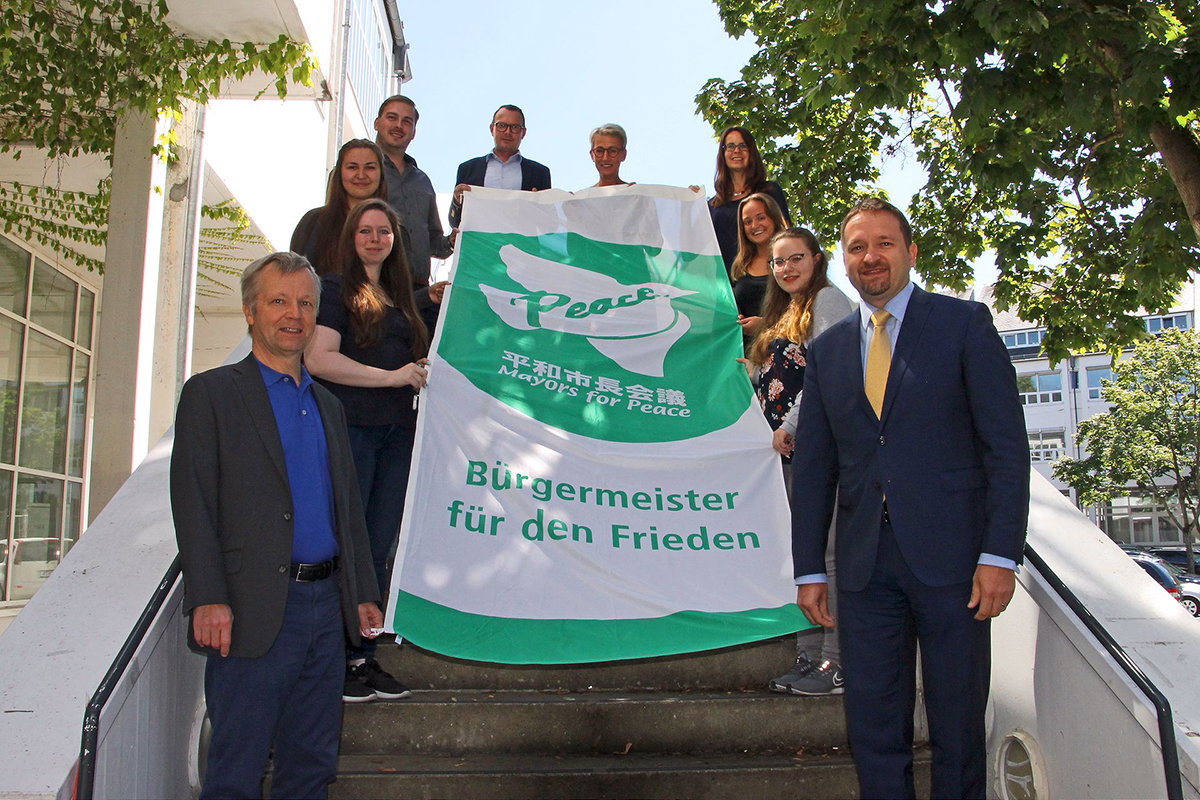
[708,126,791,274]
[731,192,788,342]
[290,139,388,275]
[304,198,429,702]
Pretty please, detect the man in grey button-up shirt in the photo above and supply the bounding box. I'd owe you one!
[373,94,453,284]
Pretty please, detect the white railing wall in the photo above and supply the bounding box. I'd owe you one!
[0,340,249,800]
[987,474,1200,799]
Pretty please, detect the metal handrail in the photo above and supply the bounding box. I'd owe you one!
[1024,544,1183,800]
[75,555,182,800]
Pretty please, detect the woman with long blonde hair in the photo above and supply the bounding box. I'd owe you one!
[746,226,855,698]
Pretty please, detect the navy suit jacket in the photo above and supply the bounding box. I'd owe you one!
[449,153,552,228]
[790,285,1029,592]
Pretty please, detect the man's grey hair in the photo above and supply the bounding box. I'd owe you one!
[241,252,322,313]
[589,123,627,149]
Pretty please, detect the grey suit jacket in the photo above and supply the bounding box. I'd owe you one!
[170,353,380,658]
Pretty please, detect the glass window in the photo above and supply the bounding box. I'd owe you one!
[11,474,63,600]
[0,238,29,316]
[76,287,94,348]
[0,317,23,465]
[0,238,93,602]
[18,331,70,473]
[0,469,11,549]
[64,481,81,545]
[1158,516,1181,543]
[1086,366,1112,400]
[1105,514,1131,544]
[1028,430,1065,462]
[1145,313,1193,334]
[68,353,89,478]
[29,260,77,340]
[1018,371,1063,404]
[1003,329,1044,349]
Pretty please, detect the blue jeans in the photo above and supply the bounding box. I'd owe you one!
[345,423,416,660]
[202,577,344,799]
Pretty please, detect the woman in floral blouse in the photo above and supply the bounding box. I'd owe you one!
[746,226,855,698]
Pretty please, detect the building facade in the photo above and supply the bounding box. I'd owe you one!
[983,282,1198,547]
[0,0,408,609]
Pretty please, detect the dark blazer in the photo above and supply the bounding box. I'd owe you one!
[170,353,380,659]
[790,285,1029,592]
[448,153,552,228]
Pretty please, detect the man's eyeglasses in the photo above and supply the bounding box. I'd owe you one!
[723,142,749,152]
[591,146,623,158]
[493,122,525,133]
[771,253,811,270]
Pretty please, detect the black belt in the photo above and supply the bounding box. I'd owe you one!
[881,502,890,524]
[290,557,337,582]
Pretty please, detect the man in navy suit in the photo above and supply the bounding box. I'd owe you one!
[791,198,1029,798]
[449,104,552,228]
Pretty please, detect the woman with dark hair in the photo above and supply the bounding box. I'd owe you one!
[730,192,788,341]
[304,198,429,703]
[290,139,390,275]
[744,227,854,697]
[709,127,791,274]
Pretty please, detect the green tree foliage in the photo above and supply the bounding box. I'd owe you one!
[697,0,1200,362]
[1055,329,1200,571]
[0,0,314,271]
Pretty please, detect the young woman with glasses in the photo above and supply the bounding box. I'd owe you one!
[709,127,791,275]
[743,226,853,698]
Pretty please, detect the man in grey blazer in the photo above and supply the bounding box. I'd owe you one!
[171,252,381,799]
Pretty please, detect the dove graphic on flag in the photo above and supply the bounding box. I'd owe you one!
[479,244,696,377]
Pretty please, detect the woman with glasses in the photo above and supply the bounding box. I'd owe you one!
[730,192,788,342]
[290,139,392,275]
[709,127,790,275]
[744,226,853,697]
[304,198,430,704]
[589,124,632,187]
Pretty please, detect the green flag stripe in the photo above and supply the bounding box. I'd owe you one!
[390,590,816,665]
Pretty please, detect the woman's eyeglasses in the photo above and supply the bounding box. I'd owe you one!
[771,253,811,269]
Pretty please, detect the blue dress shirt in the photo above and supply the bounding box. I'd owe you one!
[484,151,524,191]
[255,358,338,563]
[796,281,1016,584]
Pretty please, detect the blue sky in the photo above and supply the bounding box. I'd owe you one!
[397,0,996,291]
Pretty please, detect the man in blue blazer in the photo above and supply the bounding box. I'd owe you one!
[449,104,552,228]
[791,198,1029,798]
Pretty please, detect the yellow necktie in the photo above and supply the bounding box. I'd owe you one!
[865,309,892,419]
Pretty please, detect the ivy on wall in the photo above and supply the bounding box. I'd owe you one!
[0,0,315,273]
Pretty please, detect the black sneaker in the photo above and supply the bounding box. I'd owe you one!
[788,659,845,696]
[769,653,815,693]
[343,663,376,703]
[360,659,412,700]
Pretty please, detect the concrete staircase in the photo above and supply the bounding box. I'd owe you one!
[328,636,931,799]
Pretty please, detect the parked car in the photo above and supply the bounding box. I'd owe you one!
[1144,546,1199,576]
[1162,561,1200,617]
[1126,551,1182,602]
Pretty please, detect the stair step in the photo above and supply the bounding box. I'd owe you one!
[325,751,932,799]
[375,635,800,691]
[340,690,847,756]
